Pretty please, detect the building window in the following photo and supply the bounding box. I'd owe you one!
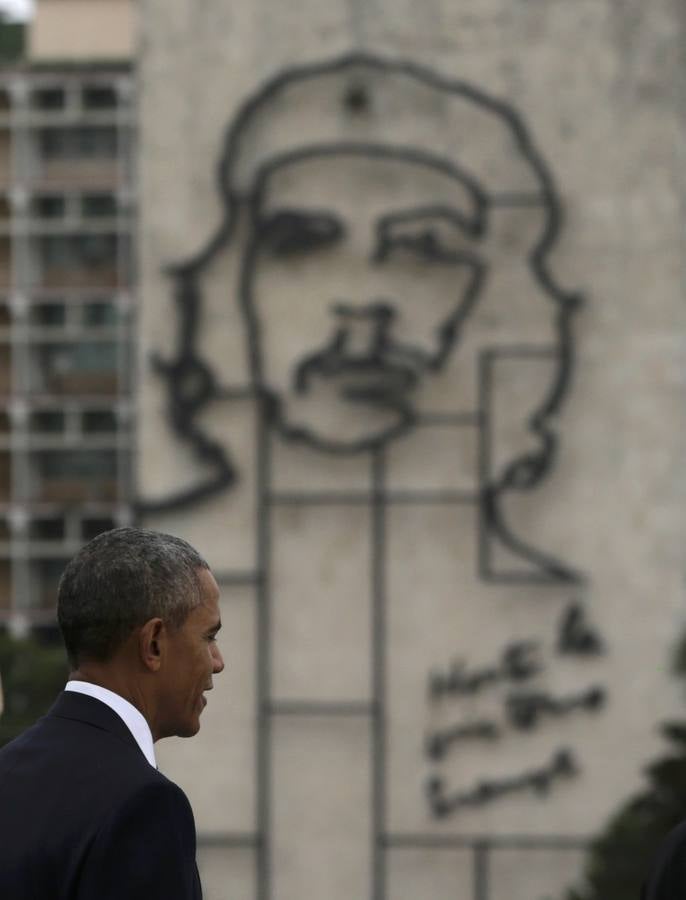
[31,87,66,112]
[82,409,117,433]
[36,559,69,607]
[39,234,119,288]
[41,234,117,267]
[37,341,118,395]
[83,300,118,327]
[30,303,66,327]
[40,342,117,377]
[31,194,66,219]
[30,410,65,434]
[81,192,117,218]
[34,450,118,503]
[40,450,117,480]
[29,518,65,541]
[82,85,118,111]
[39,126,117,160]
[81,516,115,541]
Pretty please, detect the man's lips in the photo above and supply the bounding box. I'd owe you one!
[199,686,212,710]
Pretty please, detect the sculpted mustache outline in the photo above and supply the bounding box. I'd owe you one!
[294,339,423,396]
[293,326,431,397]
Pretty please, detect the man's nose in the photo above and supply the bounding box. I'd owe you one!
[212,644,225,674]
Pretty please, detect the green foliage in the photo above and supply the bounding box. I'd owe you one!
[0,632,68,748]
[0,21,25,64]
[565,635,686,899]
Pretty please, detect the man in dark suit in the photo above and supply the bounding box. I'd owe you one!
[642,824,686,899]
[0,526,224,899]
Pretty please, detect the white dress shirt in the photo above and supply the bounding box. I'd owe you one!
[64,680,157,768]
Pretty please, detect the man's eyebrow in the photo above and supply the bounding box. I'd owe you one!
[206,620,222,635]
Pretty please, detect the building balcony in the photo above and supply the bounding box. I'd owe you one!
[23,109,133,130]
[36,160,121,190]
[39,266,121,290]
[0,365,11,396]
[0,560,10,610]
[0,159,10,190]
[40,478,118,503]
[44,372,119,396]
[0,451,9,503]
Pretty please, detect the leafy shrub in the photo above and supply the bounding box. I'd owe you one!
[566,636,686,899]
[0,630,67,748]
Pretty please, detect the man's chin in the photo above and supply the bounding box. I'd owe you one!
[176,717,202,739]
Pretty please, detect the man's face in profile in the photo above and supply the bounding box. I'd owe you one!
[157,568,224,739]
[243,150,486,451]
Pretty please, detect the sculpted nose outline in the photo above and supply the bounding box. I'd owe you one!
[332,299,395,323]
[332,299,396,355]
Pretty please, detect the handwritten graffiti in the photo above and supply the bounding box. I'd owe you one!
[426,748,578,817]
[425,600,606,816]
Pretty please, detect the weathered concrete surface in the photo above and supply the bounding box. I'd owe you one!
[138,1,686,897]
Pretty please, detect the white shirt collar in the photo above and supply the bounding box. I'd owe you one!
[64,680,157,769]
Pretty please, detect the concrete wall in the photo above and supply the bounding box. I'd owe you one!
[138,1,686,898]
[30,0,134,61]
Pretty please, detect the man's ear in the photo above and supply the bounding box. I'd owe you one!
[139,618,165,672]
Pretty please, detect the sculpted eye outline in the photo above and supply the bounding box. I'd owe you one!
[374,206,482,265]
[256,208,346,256]
[376,228,463,264]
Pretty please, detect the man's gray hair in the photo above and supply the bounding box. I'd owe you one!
[57,527,210,668]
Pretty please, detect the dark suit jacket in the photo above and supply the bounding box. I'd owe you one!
[641,821,686,900]
[0,690,202,899]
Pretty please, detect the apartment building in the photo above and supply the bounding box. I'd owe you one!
[0,0,135,625]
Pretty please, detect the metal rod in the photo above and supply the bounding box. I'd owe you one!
[473,841,490,900]
[477,350,492,578]
[267,701,376,716]
[255,408,271,900]
[371,447,387,900]
[383,833,591,850]
[196,832,261,848]
[269,490,478,507]
[212,570,261,586]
